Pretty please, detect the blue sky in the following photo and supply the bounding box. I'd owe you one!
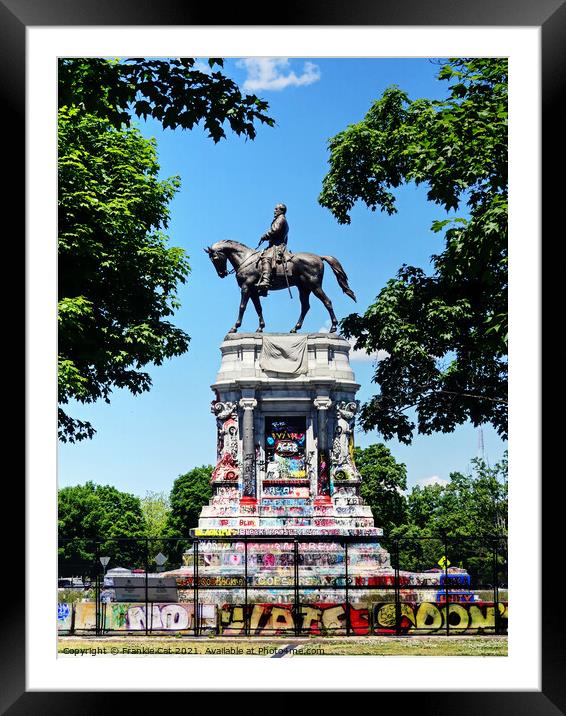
[58,57,507,499]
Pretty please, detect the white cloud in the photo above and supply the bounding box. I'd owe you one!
[318,321,388,363]
[349,346,389,364]
[193,60,212,75]
[417,475,449,489]
[237,58,321,91]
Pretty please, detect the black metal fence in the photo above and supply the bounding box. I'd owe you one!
[57,535,508,637]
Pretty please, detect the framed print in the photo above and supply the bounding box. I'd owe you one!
[9,0,561,709]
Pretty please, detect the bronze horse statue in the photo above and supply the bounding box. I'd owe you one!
[204,240,356,334]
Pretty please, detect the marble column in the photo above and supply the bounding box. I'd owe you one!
[239,398,258,502]
[313,396,332,502]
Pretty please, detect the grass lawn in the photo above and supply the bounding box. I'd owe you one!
[58,635,507,657]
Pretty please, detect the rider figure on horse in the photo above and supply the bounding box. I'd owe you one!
[256,203,289,296]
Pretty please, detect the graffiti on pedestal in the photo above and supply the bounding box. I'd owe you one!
[331,401,360,482]
[211,400,240,482]
[218,600,508,636]
[373,601,508,635]
[242,453,256,497]
[57,602,73,632]
[318,449,330,497]
[265,417,307,479]
[61,599,508,635]
[219,602,370,636]
[263,485,310,498]
[72,602,217,632]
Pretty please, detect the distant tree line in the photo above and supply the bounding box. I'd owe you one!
[58,445,506,584]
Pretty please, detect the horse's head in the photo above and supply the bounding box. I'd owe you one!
[204,244,228,278]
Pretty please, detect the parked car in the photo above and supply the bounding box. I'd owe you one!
[58,577,92,589]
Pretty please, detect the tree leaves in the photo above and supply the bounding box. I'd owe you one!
[164,466,213,563]
[58,59,275,442]
[390,453,508,582]
[355,443,408,535]
[58,109,190,442]
[58,58,275,142]
[58,482,149,573]
[321,58,508,443]
[166,466,213,536]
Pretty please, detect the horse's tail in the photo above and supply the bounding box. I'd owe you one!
[322,256,357,302]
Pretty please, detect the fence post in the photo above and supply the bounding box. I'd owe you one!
[95,540,100,636]
[493,538,500,635]
[294,539,300,637]
[444,533,450,637]
[344,541,350,637]
[394,539,401,636]
[144,537,149,636]
[193,539,199,637]
[244,538,249,637]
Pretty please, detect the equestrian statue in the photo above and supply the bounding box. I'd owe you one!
[204,203,356,334]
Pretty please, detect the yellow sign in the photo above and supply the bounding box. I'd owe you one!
[194,528,238,536]
[437,555,451,569]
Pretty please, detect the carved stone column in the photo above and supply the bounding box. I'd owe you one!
[239,398,258,503]
[313,396,332,503]
[331,400,361,486]
[210,400,239,484]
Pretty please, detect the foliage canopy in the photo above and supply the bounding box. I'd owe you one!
[390,453,508,584]
[58,481,148,576]
[320,58,508,443]
[58,58,274,442]
[354,443,408,535]
[164,465,213,565]
[140,490,171,541]
[58,109,189,442]
[58,58,274,140]
[166,465,213,538]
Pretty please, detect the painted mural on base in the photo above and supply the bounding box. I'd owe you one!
[62,602,217,633]
[58,600,507,636]
[218,601,508,636]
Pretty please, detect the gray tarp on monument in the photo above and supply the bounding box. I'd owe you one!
[259,335,308,375]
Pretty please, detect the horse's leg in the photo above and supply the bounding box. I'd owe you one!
[312,285,338,332]
[290,286,310,333]
[228,286,250,334]
[249,289,266,333]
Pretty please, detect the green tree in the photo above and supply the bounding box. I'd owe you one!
[405,482,446,530]
[140,490,171,567]
[140,490,171,540]
[165,465,213,565]
[388,522,443,574]
[166,465,213,535]
[59,58,274,442]
[58,110,189,442]
[58,58,273,139]
[58,482,148,578]
[320,58,507,444]
[354,443,408,535]
[141,490,171,540]
[390,452,508,584]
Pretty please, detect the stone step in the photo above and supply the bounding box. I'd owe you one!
[259,498,311,507]
[195,516,383,536]
[193,529,383,538]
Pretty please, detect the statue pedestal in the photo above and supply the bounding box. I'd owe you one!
[165,333,475,622]
[313,495,332,505]
[195,332,382,537]
[181,333,396,606]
